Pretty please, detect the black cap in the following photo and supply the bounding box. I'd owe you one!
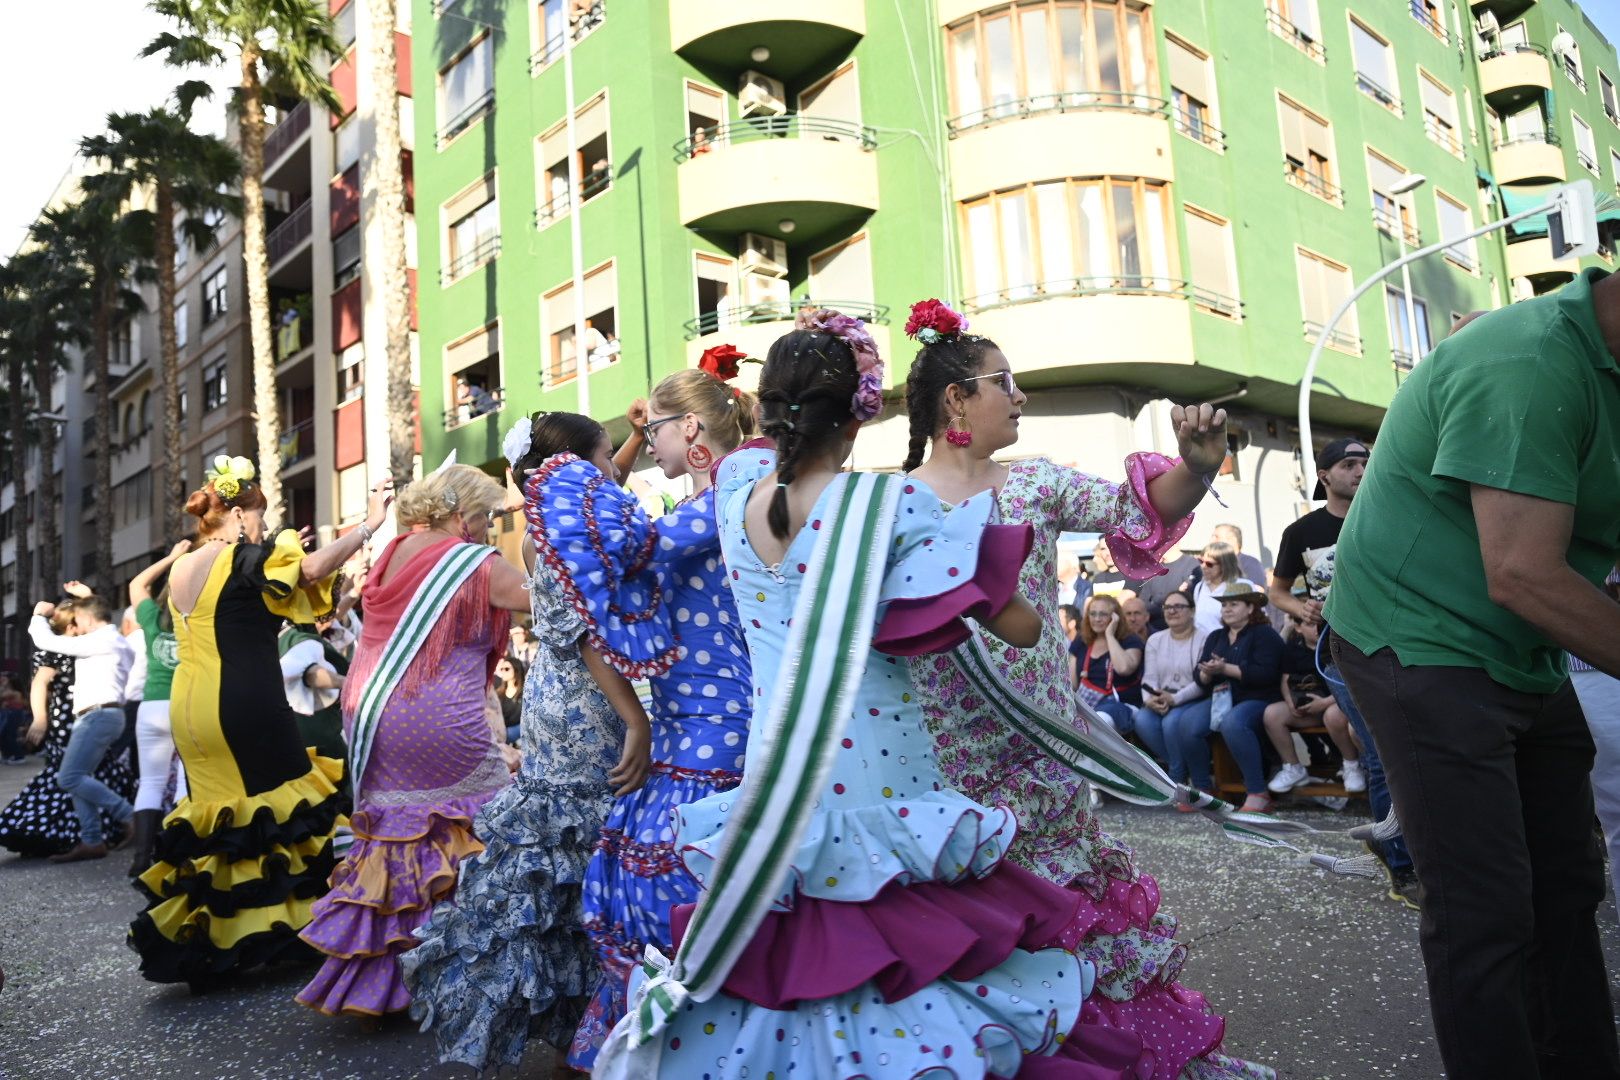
[1312,438,1369,500]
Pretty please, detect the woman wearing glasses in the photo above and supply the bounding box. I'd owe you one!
[1131,593,1210,782]
[901,299,1269,1080]
[1191,541,1243,635]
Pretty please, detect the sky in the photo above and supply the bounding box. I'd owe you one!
[0,2,235,256]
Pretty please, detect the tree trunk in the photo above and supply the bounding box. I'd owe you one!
[153,180,185,539]
[31,339,60,594]
[239,47,283,524]
[92,274,115,591]
[7,341,31,655]
[367,0,416,490]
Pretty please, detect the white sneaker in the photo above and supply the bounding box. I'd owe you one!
[1342,760,1368,793]
[1268,762,1311,793]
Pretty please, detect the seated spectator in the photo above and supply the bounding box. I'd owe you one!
[1134,547,1201,632]
[1210,523,1267,587]
[1121,594,1151,643]
[1191,542,1243,635]
[1069,593,1144,735]
[1131,594,1207,778]
[495,655,526,744]
[1171,580,1284,813]
[1058,604,1082,648]
[1265,615,1365,794]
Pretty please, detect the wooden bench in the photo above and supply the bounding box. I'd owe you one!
[1212,724,1360,801]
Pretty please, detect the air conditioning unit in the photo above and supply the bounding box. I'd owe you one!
[740,232,788,278]
[741,271,790,315]
[738,70,787,118]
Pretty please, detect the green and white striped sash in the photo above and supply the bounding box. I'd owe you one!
[609,471,902,1057]
[348,542,493,801]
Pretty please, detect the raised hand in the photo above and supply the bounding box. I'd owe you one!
[62,581,94,599]
[166,540,193,560]
[1170,403,1229,476]
[625,397,649,430]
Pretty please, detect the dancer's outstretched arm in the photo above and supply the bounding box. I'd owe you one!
[1145,403,1230,524]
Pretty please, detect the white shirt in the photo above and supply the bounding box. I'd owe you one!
[1192,581,1225,636]
[29,618,134,714]
[280,638,339,716]
[124,627,148,703]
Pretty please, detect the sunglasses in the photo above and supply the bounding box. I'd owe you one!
[641,414,683,442]
[959,369,1019,396]
[1200,559,1219,568]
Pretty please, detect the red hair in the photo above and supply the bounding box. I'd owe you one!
[184,478,267,534]
[1081,594,1123,647]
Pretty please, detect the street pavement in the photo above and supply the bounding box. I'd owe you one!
[3,754,1618,1080]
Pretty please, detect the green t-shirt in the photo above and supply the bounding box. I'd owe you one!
[1326,268,1620,694]
[134,597,179,701]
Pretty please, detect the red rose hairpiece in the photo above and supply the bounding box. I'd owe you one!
[698,343,746,382]
[904,298,969,344]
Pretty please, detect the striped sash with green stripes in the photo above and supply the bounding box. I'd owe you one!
[348,542,493,800]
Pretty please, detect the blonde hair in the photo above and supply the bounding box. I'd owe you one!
[650,369,758,455]
[1200,541,1242,586]
[394,465,506,529]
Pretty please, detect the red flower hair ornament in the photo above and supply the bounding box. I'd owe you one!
[698,343,747,382]
[904,298,969,344]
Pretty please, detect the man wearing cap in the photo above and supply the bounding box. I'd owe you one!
[1326,268,1620,1080]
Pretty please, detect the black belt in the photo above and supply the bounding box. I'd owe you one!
[74,702,120,718]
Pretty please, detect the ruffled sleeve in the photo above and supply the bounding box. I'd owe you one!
[872,479,1033,657]
[1042,455,1192,580]
[243,530,335,623]
[522,452,680,679]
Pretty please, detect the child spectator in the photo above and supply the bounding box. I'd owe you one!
[1265,615,1365,794]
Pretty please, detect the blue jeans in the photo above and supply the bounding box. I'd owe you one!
[1160,697,1272,793]
[1323,656,1414,874]
[1093,697,1136,737]
[1213,698,1273,795]
[1132,701,1206,781]
[56,707,132,845]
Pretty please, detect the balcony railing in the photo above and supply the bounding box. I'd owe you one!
[1423,114,1462,155]
[682,299,889,340]
[1577,148,1599,174]
[278,418,315,469]
[1392,347,1416,372]
[1409,2,1447,43]
[529,1,605,71]
[1563,58,1587,92]
[1266,9,1325,62]
[1171,106,1226,150]
[534,166,614,228]
[1190,287,1244,320]
[441,233,501,285]
[945,90,1169,136]
[958,275,1234,317]
[1304,320,1361,353]
[1606,102,1620,127]
[1355,72,1403,114]
[1477,41,1547,64]
[1442,243,1479,272]
[275,307,314,361]
[445,386,505,429]
[1372,206,1421,247]
[674,115,878,160]
[1493,125,1560,150]
[437,89,494,147]
[1283,163,1344,205]
[264,101,311,166]
[267,199,312,266]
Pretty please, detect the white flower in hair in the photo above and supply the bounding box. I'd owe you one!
[502,416,533,469]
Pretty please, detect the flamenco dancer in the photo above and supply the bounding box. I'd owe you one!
[129,457,392,985]
[403,412,657,1074]
[599,308,1175,1079]
[565,359,758,1067]
[0,603,137,857]
[901,299,1269,1078]
[296,464,531,1019]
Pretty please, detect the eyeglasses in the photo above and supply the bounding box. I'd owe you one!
[642,414,682,442]
[1162,603,1192,612]
[959,369,1018,396]
[1200,559,1218,568]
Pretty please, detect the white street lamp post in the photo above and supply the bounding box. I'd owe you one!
[563,6,590,418]
[1390,172,1427,371]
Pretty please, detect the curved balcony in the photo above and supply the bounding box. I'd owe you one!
[1493,129,1566,184]
[947,94,1173,201]
[682,299,891,391]
[1506,238,1578,286]
[957,278,1196,380]
[1478,43,1552,110]
[670,0,864,82]
[675,116,879,242]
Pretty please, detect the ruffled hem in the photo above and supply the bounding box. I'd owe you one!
[128,909,320,984]
[251,530,336,623]
[153,752,345,864]
[1101,453,1194,581]
[1080,984,1233,1080]
[138,832,335,918]
[875,523,1035,656]
[676,790,1018,908]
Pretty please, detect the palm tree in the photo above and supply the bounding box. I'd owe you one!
[0,270,32,655]
[145,0,341,522]
[79,103,241,538]
[365,0,415,487]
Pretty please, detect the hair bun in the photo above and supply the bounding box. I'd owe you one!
[184,488,214,519]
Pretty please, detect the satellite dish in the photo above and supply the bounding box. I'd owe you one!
[1550,30,1576,57]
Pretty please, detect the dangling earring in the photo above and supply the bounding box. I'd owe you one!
[236,522,247,544]
[945,415,973,448]
[685,441,714,472]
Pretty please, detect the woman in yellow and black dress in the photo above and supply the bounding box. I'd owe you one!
[129,457,392,985]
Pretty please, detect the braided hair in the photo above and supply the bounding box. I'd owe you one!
[901,333,1002,472]
[757,328,859,541]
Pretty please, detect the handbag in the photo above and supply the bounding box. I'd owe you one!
[1077,648,1116,710]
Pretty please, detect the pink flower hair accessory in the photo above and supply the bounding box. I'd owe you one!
[796,306,885,420]
[904,298,969,345]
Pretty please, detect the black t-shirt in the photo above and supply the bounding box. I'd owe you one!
[1273,507,1348,604]
[1069,633,1147,705]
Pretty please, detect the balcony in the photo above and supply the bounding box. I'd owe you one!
[530,2,605,72]
[437,89,493,148]
[1424,114,1463,156]
[441,233,501,285]
[278,418,316,470]
[534,166,613,230]
[675,116,879,242]
[948,93,1174,200]
[263,101,311,181]
[1354,72,1403,116]
[683,301,891,392]
[445,387,505,431]
[1506,237,1578,284]
[1372,206,1421,247]
[1304,321,1362,355]
[1478,43,1552,109]
[275,305,314,363]
[1283,163,1345,207]
[1493,128,1565,184]
[1266,9,1326,63]
[670,0,864,83]
[267,199,312,268]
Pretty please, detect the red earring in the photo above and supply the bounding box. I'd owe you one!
[945,415,973,448]
[686,443,714,472]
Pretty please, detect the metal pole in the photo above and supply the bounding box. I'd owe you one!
[563,8,590,418]
[1400,256,1420,369]
[1296,199,1555,495]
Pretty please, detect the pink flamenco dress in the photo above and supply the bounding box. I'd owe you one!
[295,535,513,1016]
[910,455,1272,1080]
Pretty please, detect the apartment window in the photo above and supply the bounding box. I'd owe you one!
[337,342,364,403]
[1573,113,1599,175]
[1366,149,1420,245]
[139,390,152,434]
[960,177,1173,308]
[1265,0,1323,61]
[1278,95,1340,204]
[442,172,499,283]
[1557,26,1585,91]
[535,91,611,228]
[1295,247,1359,352]
[201,265,228,324]
[692,252,735,336]
[1611,149,1620,193]
[333,116,361,175]
[438,34,493,144]
[1435,190,1478,271]
[945,0,1158,130]
[1183,205,1239,318]
[532,0,605,70]
[174,222,189,270]
[1420,72,1461,155]
[334,0,357,48]
[1602,71,1619,126]
[808,232,875,310]
[1409,0,1445,41]
[202,357,228,412]
[444,322,502,428]
[113,470,153,531]
[542,261,618,384]
[1350,18,1400,113]
[1500,101,1550,146]
[1385,285,1432,369]
[1462,86,1477,145]
[1167,34,1221,149]
[333,225,361,288]
[174,299,189,350]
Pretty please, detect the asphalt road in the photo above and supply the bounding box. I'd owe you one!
[2,756,1617,1080]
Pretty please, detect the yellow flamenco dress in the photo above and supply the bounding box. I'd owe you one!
[129,531,345,984]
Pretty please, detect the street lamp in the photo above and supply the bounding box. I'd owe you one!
[563,4,591,418]
[1389,172,1427,373]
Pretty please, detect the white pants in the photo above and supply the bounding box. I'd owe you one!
[134,699,186,812]
[1574,669,1620,909]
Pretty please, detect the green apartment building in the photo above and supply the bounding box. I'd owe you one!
[411,0,1618,562]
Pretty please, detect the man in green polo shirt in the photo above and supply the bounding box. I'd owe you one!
[1327,268,1620,1080]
